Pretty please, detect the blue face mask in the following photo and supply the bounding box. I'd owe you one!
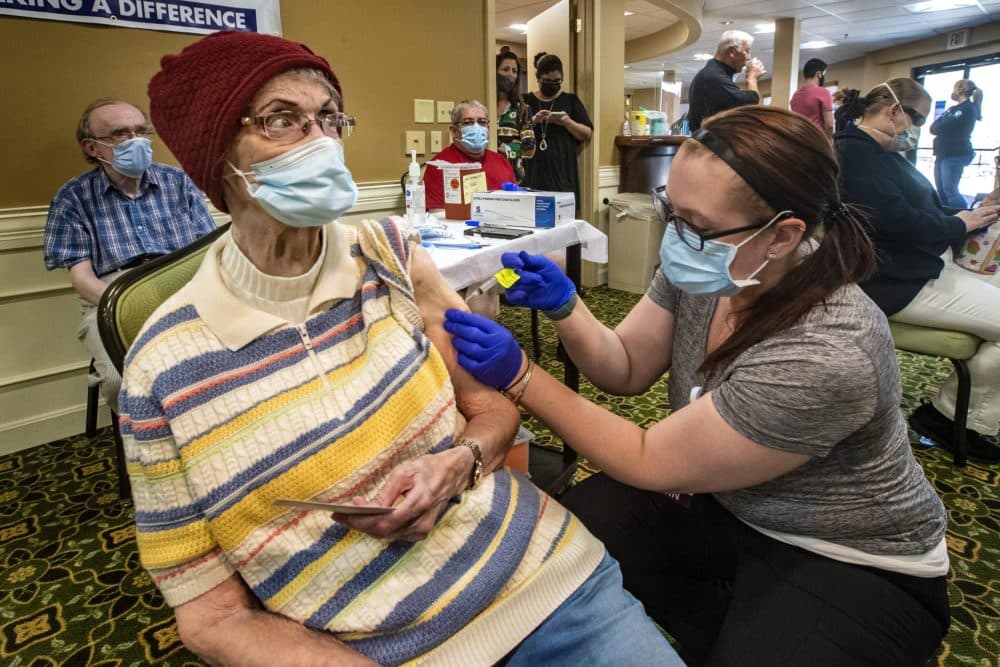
[99,137,153,178]
[231,137,358,228]
[460,124,489,153]
[658,220,777,297]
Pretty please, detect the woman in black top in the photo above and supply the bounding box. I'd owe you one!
[522,53,592,206]
[930,79,983,209]
[835,78,1000,461]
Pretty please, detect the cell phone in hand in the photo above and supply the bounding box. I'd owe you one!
[273,498,395,515]
[548,111,568,118]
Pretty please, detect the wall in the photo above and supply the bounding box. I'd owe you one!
[829,21,1000,93]
[527,0,571,91]
[0,1,489,453]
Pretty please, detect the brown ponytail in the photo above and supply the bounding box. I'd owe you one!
[694,106,877,374]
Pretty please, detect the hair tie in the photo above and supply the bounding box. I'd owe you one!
[830,202,851,221]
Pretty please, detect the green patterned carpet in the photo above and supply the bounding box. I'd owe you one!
[1,286,997,666]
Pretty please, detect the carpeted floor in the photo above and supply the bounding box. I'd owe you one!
[1,286,997,666]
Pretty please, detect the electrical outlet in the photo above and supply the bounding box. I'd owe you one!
[414,99,435,124]
[436,100,454,124]
[430,131,443,153]
[405,131,425,156]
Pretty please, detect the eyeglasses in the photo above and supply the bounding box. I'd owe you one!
[457,118,490,127]
[91,126,155,145]
[241,109,357,143]
[651,185,792,251]
[902,106,926,127]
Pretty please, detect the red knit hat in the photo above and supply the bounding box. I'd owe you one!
[148,30,341,212]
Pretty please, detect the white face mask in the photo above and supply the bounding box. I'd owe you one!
[230,137,358,227]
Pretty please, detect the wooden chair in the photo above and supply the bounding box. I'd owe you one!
[889,320,983,467]
[96,223,230,498]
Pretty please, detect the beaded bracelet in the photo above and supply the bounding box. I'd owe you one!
[500,358,535,405]
[543,290,578,321]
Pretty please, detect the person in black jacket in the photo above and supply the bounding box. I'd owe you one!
[836,78,1000,461]
[687,30,765,131]
[930,79,983,208]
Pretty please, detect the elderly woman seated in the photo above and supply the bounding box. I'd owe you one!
[121,31,679,666]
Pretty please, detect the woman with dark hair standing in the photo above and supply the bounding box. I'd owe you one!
[930,79,984,208]
[444,105,951,665]
[522,53,592,204]
[836,78,1000,461]
[496,50,534,182]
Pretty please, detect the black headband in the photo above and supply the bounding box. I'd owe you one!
[691,127,784,213]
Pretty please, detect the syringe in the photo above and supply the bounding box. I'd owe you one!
[465,268,521,303]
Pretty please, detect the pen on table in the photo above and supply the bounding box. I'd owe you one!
[421,241,484,250]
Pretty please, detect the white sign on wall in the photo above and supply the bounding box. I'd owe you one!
[946,28,970,50]
[0,0,281,36]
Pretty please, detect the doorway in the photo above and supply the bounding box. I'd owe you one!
[914,54,1000,204]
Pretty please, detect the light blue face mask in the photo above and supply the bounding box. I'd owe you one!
[98,137,153,179]
[460,124,489,153]
[231,137,358,228]
[658,216,781,297]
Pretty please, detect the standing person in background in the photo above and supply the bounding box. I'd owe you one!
[496,50,535,183]
[930,79,984,209]
[522,53,592,206]
[687,30,765,131]
[790,58,833,138]
[43,97,215,411]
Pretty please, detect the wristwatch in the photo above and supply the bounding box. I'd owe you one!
[456,438,483,490]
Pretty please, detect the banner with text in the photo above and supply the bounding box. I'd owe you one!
[0,0,281,36]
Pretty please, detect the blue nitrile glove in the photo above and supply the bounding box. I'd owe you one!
[501,251,576,312]
[443,309,523,389]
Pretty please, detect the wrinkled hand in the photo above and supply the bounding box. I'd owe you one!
[501,251,576,312]
[747,58,766,78]
[443,309,524,389]
[957,204,1000,232]
[332,451,469,542]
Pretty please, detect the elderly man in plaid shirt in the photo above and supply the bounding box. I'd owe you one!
[44,98,216,412]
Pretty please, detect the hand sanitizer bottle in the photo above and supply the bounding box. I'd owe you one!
[405,150,425,227]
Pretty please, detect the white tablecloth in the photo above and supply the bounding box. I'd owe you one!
[425,220,608,290]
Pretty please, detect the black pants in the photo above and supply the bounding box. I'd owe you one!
[561,475,950,666]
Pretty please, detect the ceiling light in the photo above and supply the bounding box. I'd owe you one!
[720,19,734,25]
[903,0,978,12]
[801,39,835,49]
[693,53,714,60]
[624,65,631,68]
[754,23,775,33]
[509,23,528,31]
[624,11,634,16]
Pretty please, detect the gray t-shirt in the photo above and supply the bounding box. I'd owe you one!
[647,269,946,555]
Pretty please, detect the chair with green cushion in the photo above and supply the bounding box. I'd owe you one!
[96,222,230,499]
[888,320,983,467]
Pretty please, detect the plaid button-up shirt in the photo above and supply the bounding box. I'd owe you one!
[44,163,216,276]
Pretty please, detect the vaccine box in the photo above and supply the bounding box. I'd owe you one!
[470,190,575,228]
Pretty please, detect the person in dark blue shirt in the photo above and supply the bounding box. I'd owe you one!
[43,98,215,410]
[930,79,983,208]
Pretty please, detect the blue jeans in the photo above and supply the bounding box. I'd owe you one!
[934,154,973,209]
[503,553,684,666]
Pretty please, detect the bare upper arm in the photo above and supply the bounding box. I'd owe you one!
[408,244,518,422]
[641,392,811,492]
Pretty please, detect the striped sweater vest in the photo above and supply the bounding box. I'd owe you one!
[120,218,603,665]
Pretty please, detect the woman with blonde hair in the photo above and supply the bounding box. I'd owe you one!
[836,78,1000,461]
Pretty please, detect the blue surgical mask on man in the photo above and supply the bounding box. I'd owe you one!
[230,136,358,228]
[98,137,153,179]
[658,218,780,297]
[460,124,489,153]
